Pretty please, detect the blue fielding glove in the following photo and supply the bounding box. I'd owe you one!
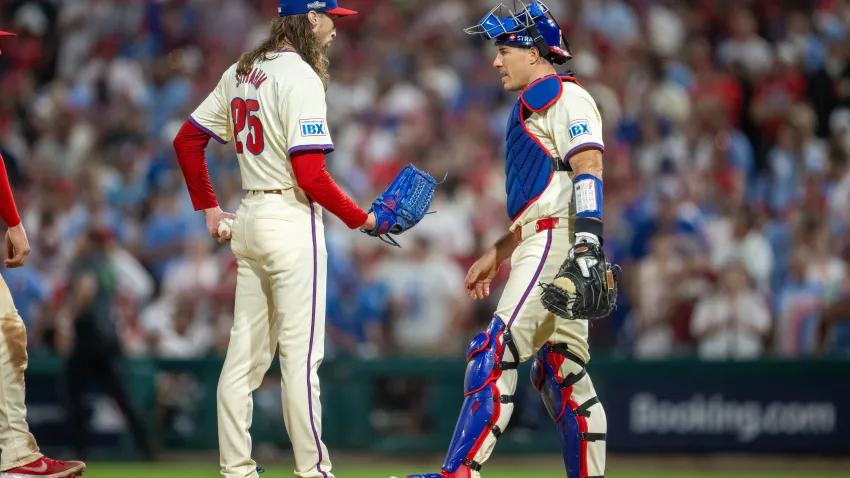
[361,164,442,247]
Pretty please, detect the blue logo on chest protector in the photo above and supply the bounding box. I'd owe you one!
[569,119,590,140]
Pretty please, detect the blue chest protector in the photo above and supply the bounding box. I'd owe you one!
[504,74,579,221]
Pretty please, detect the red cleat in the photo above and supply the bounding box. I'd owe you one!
[0,456,86,478]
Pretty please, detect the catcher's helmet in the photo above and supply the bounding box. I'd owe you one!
[465,0,571,65]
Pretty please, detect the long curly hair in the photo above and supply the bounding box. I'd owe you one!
[236,15,330,89]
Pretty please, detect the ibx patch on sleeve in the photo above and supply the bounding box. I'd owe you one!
[300,118,327,137]
[568,119,591,140]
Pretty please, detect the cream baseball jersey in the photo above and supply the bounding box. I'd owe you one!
[189,51,334,191]
[507,75,604,231]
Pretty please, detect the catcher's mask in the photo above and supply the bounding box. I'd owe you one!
[464,0,571,65]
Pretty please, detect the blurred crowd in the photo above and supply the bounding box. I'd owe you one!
[1,0,849,363]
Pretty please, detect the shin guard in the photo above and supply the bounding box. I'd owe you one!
[440,317,519,476]
[531,343,607,478]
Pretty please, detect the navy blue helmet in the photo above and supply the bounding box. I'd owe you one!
[465,0,571,65]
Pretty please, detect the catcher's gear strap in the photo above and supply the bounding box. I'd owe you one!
[442,317,516,474]
[574,217,603,242]
[573,174,603,221]
[531,343,606,478]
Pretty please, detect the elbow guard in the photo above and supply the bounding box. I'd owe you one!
[573,174,603,240]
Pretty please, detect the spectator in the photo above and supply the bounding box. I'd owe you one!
[827,146,850,237]
[376,236,467,356]
[710,208,775,292]
[717,7,775,80]
[629,177,703,261]
[691,261,772,360]
[766,105,828,212]
[60,227,155,461]
[804,222,847,297]
[326,247,392,359]
[160,232,222,300]
[775,247,824,356]
[144,293,215,359]
[0,262,47,331]
[632,232,683,359]
[581,0,640,49]
[815,255,850,356]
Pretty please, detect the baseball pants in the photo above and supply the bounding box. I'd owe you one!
[0,274,41,471]
[220,189,332,478]
[473,226,607,477]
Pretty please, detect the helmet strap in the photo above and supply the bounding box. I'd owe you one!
[525,22,551,62]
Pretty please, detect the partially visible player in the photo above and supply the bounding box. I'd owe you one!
[172,2,377,478]
[0,29,87,478]
[403,2,610,478]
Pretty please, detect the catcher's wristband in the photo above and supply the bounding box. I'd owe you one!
[575,217,603,244]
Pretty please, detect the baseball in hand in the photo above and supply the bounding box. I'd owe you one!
[218,218,234,240]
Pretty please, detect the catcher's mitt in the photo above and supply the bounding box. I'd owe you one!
[539,242,620,320]
[362,164,441,247]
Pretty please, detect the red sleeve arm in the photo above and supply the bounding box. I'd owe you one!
[291,151,368,230]
[173,119,219,211]
[0,153,21,227]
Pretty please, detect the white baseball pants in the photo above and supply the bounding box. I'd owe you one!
[219,189,333,478]
[471,226,607,478]
[0,274,42,471]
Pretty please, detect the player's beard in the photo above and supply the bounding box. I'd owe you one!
[236,15,331,90]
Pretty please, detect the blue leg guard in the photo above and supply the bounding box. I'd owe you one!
[435,317,520,476]
[531,343,606,478]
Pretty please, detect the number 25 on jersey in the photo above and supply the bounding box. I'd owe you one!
[231,98,264,155]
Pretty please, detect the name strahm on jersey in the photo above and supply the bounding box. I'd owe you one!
[236,68,268,90]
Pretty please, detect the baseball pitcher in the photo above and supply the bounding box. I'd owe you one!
[0,30,86,478]
[403,2,618,478]
[172,2,435,477]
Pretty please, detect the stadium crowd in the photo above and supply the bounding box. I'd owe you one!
[1,0,849,363]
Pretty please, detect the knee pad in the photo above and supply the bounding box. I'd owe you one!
[530,343,606,478]
[441,317,519,474]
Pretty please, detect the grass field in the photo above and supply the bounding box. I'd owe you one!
[80,463,850,478]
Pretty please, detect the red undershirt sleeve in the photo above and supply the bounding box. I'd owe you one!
[291,151,367,229]
[0,153,21,227]
[173,119,219,211]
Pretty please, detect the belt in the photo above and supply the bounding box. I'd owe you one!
[513,217,565,242]
[247,190,283,195]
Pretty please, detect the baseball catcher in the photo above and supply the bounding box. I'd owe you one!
[403,2,617,477]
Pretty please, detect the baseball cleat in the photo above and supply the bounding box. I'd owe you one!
[0,456,86,478]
